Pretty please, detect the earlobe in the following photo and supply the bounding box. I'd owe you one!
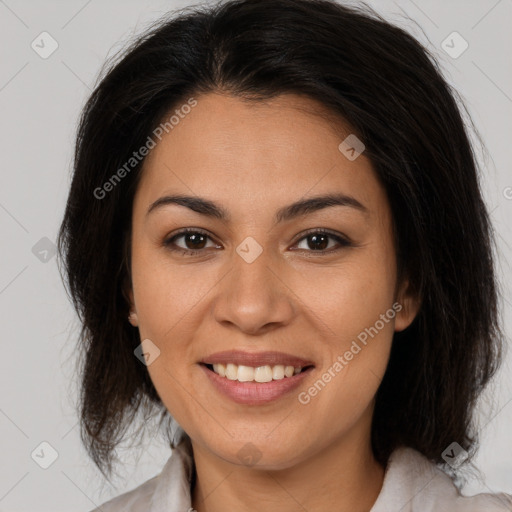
[128,310,139,326]
[394,279,421,332]
[126,287,138,326]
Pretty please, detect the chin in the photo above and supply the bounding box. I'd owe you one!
[207,435,308,470]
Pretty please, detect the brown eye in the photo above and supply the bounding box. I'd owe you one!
[293,230,352,253]
[164,228,220,255]
[176,232,208,250]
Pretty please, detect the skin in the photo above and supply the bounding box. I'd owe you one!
[127,92,420,512]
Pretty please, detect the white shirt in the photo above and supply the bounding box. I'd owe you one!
[90,435,512,512]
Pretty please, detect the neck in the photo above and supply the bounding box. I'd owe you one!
[190,409,385,512]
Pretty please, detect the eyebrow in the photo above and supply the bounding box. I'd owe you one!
[146,193,368,223]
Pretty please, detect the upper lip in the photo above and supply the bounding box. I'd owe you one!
[200,350,315,368]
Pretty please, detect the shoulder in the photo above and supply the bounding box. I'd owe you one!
[371,447,512,512]
[87,474,160,512]
[87,435,195,512]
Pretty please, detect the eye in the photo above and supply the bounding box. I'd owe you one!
[163,228,352,256]
[292,229,352,254]
[163,228,221,255]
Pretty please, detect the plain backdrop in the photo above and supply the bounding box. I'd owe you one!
[0,0,511,510]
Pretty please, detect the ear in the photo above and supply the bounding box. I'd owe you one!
[124,284,139,327]
[394,278,421,332]
[128,310,138,326]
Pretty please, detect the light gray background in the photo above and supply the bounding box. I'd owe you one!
[0,0,511,510]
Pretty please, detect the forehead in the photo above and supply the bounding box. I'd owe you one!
[135,92,386,221]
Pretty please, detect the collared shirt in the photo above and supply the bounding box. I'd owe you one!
[90,435,512,512]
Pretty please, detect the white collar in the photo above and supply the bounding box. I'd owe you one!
[149,434,195,511]
[104,434,511,512]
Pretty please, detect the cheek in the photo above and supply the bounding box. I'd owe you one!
[291,246,397,341]
[130,247,205,424]
[291,245,397,398]
[295,274,396,434]
[130,242,212,340]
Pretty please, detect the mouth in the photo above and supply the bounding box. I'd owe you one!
[199,350,315,383]
[201,362,314,382]
[197,350,315,405]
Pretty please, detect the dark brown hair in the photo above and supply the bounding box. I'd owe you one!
[57,0,504,483]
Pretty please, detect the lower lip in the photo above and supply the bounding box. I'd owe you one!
[199,364,314,405]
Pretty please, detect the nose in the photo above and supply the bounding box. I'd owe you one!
[212,244,296,335]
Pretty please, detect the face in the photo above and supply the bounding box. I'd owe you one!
[128,92,418,469]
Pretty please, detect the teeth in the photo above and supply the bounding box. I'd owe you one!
[215,362,226,377]
[272,365,285,380]
[211,363,305,382]
[225,363,238,380]
[238,365,256,382]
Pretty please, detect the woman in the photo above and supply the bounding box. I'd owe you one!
[57,0,512,510]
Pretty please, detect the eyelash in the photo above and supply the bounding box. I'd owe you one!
[163,227,352,256]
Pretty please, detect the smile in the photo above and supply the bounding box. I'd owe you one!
[199,362,315,405]
[206,363,311,382]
